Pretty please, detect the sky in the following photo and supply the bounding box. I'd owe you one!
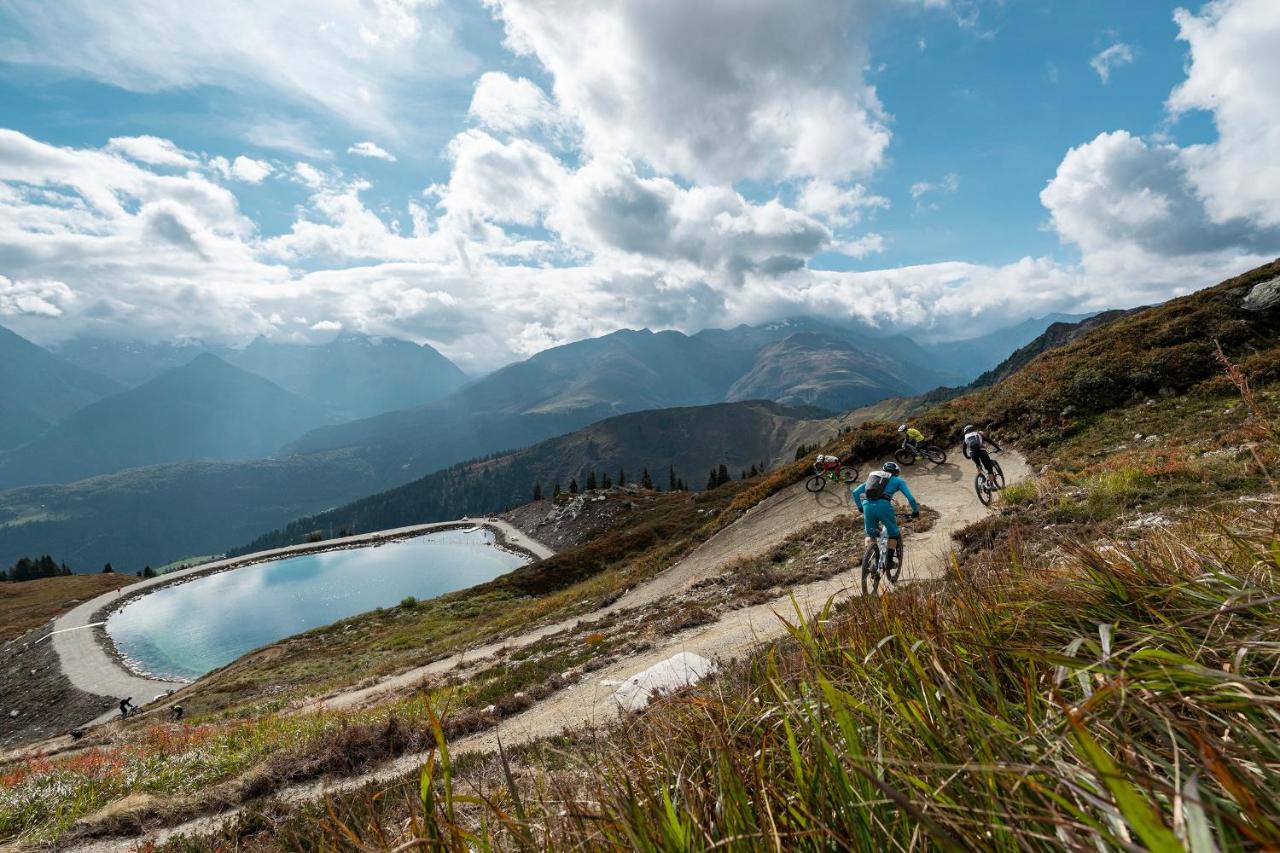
[0,0,1277,372]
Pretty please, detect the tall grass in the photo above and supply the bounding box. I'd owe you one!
[294,499,1280,851]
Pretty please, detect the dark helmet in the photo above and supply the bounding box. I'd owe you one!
[882,461,900,474]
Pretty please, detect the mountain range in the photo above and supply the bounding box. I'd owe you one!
[0,326,120,451]
[0,311,1084,568]
[0,354,331,489]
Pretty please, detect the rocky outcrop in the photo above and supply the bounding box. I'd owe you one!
[1242,275,1280,311]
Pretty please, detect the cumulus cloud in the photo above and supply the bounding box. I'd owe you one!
[488,0,890,183]
[310,319,343,331]
[796,180,888,228]
[0,276,73,318]
[106,135,198,168]
[467,72,560,135]
[348,141,397,162]
[1169,0,1280,227]
[0,0,475,137]
[211,155,274,184]
[1090,42,1134,84]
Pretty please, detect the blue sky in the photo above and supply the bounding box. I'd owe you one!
[0,0,1276,369]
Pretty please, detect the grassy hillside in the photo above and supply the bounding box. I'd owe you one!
[0,573,136,641]
[232,400,832,556]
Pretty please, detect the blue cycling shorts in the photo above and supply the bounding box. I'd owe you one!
[863,499,899,539]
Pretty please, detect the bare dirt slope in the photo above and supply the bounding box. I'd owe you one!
[69,450,1030,852]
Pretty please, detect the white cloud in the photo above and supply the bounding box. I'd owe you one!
[488,0,890,183]
[310,319,343,331]
[467,72,560,135]
[212,155,274,184]
[106,135,198,168]
[0,0,475,137]
[348,141,397,162]
[1169,0,1280,228]
[1090,42,1134,84]
[796,179,888,228]
[0,276,74,318]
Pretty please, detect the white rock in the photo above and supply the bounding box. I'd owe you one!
[8,710,17,718]
[611,652,716,713]
[816,553,831,562]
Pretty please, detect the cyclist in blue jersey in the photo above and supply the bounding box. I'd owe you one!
[851,461,920,573]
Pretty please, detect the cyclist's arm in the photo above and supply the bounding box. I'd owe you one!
[851,482,866,511]
[895,478,920,514]
[985,435,1003,451]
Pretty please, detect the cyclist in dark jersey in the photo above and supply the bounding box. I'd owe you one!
[962,424,1002,476]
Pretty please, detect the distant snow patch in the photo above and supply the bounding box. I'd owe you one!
[610,652,716,712]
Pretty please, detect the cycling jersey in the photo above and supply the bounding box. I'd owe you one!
[905,427,925,444]
[852,475,919,539]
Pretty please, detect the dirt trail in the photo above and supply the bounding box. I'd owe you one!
[65,450,1031,852]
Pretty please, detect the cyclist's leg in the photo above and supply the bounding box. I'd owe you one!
[868,502,901,568]
[973,447,990,473]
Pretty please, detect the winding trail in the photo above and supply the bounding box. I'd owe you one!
[49,520,553,725]
[64,449,1031,852]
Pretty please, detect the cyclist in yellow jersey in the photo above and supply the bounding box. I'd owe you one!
[899,424,925,445]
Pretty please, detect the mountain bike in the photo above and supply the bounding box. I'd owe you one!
[861,518,903,595]
[805,457,860,493]
[894,438,946,466]
[974,459,1005,506]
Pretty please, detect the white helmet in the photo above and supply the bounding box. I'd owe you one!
[897,424,907,433]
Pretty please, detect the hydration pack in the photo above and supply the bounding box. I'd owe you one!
[864,470,892,501]
[964,431,983,450]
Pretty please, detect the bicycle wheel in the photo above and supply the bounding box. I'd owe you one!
[861,544,881,595]
[886,538,902,584]
[990,460,1005,489]
[839,465,859,484]
[805,475,826,493]
[975,474,993,505]
[924,446,947,465]
[894,448,917,466]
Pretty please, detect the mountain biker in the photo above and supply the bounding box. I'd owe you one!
[962,424,1002,476]
[852,462,920,573]
[119,697,134,719]
[898,423,925,447]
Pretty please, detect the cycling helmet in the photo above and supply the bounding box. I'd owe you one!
[882,461,901,474]
[963,424,975,433]
[897,424,906,433]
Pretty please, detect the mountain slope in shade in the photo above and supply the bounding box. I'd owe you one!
[226,333,468,420]
[726,332,930,412]
[0,354,332,489]
[285,324,955,488]
[921,313,1095,381]
[0,325,120,447]
[233,400,833,555]
[969,310,1134,389]
[0,449,384,570]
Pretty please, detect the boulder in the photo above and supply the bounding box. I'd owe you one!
[1242,276,1280,311]
[610,652,716,712]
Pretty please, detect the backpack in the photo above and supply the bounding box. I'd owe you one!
[964,431,983,450]
[863,470,892,501]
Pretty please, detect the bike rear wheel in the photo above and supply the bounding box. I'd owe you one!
[805,475,826,493]
[894,448,917,466]
[839,466,859,483]
[861,544,881,595]
[975,474,994,505]
[886,538,902,583]
[924,446,947,465]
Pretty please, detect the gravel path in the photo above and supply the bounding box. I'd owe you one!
[64,450,1031,852]
[49,520,553,725]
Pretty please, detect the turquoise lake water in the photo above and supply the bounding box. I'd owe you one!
[106,528,526,682]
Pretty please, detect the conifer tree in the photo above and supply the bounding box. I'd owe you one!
[532,482,543,501]
[717,464,730,486]
[102,563,113,574]
[569,478,579,494]
[641,468,654,489]
[553,480,562,497]
[668,465,677,491]
[618,469,626,486]
[586,470,598,490]
[707,469,718,490]
[602,472,613,489]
